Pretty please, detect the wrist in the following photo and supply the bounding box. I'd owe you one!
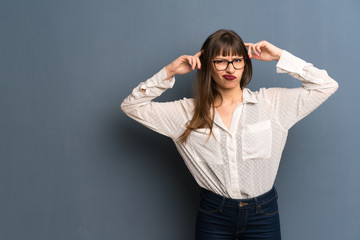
[274,49,283,61]
[165,66,175,80]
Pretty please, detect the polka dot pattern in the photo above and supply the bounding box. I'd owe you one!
[121,50,339,198]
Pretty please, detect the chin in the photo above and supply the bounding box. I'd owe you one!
[224,81,240,88]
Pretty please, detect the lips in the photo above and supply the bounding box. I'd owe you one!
[223,75,236,80]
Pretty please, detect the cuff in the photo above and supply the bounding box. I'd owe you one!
[139,67,176,91]
[276,50,309,75]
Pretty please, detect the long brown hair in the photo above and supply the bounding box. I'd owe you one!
[178,29,252,143]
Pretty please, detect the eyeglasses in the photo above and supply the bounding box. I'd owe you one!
[212,58,246,71]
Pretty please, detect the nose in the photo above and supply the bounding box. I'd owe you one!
[226,62,235,73]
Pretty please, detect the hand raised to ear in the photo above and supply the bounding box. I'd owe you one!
[165,51,202,80]
[245,41,283,62]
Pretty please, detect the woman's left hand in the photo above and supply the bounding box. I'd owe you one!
[245,41,283,62]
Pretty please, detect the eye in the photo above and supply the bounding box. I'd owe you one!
[233,58,243,63]
[214,60,227,64]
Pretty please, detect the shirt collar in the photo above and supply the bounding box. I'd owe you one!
[242,88,258,104]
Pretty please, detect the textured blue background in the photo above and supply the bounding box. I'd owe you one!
[1,0,359,239]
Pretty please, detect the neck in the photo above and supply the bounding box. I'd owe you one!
[215,87,243,107]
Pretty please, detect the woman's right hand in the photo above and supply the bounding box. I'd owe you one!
[165,51,202,80]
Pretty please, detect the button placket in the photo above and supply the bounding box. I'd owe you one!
[228,138,240,196]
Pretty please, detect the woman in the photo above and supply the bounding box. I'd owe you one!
[121,29,338,240]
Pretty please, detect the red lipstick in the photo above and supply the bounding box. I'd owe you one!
[223,75,236,80]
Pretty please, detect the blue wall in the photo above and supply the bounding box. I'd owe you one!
[1,0,359,239]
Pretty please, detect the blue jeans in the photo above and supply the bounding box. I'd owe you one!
[195,186,281,240]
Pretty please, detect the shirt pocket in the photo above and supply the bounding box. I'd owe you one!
[241,120,272,161]
[188,128,223,164]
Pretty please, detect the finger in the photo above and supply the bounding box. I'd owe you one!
[244,43,253,47]
[250,46,260,60]
[193,56,198,70]
[256,44,262,56]
[251,52,260,60]
[251,44,259,57]
[194,51,202,58]
[247,46,252,58]
[187,56,193,68]
[250,45,258,58]
[196,56,201,69]
[191,56,196,70]
[259,41,267,51]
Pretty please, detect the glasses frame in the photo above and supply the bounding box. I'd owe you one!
[212,57,247,71]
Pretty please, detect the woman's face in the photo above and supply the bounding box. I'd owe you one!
[210,53,245,91]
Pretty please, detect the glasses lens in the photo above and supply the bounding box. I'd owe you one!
[233,59,245,69]
[214,59,245,71]
[215,60,228,71]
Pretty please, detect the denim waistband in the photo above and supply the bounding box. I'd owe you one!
[199,186,278,209]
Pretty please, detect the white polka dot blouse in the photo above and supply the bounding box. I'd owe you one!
[121,50,339,199]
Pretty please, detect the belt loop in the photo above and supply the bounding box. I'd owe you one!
[254,197,259,214]
[219,196,225,212]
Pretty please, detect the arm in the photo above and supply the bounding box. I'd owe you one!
[246,41,339,130]
[273,50,339,129]
[120,52,202,138]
